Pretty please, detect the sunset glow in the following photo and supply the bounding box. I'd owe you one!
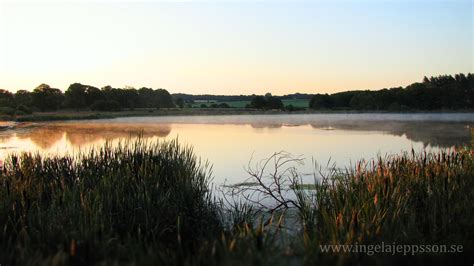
[0,0,472,94]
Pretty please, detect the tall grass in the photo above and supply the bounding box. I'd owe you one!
[0,137,473,265]
[253,148,474,264]
[0,138,221,264]
[298,149,474,247]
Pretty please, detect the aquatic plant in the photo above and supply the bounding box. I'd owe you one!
[0,138,221,264]
[0,138,472,265]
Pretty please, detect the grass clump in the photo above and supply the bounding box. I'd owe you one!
[0,138,221,264]
[1,137,473,265]
[237,148,474,264]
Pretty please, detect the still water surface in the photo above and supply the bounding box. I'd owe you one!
[0,113,472,185]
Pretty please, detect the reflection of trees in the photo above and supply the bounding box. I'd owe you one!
[8,120,473,150]
[17,128,64,149]
[310,121,473,148]
[62,123,171,146]
[15,123,172,149]
[250,123,283,129]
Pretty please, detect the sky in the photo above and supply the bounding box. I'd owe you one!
[0,0,472,95]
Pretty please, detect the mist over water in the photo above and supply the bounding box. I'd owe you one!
[0,113,472,185]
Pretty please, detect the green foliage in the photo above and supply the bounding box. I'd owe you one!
[0,89,14,108]
[309,94,333,109]
[249,95,284,110]
[14,90,33,108]
[0,139,220,265]
[0,106,15,116]
[0,138,472,264]
[175,98,184,108]
[281,99,309,108]
[294,149,474,264]
[208,103,230,108]
[143,88,175,108]
[235,148,474,264]
[309,73,474,110]
[90,100,121,111]
[32,84,64,111]
[65,83,88,109]
[284,104,305,111]
[250,96,267,109]
[16,105,32,115]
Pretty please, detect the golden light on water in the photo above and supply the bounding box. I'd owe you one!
[2,118,469,184]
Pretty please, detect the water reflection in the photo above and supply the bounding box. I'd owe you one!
[0,114,472,184]
[11,123,171,149]
[0,115,472,150]
[309,121,472,148]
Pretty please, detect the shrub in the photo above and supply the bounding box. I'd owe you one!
[0,106,15,116]
[90,100,121,111]
[16,105,33,114]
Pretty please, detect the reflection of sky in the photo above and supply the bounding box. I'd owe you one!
[2,114,471,185]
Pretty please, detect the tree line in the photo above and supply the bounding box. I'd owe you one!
[309,73,474,111]
[0,83,175,115]
[171,93,312,103]
[0,73,472,115]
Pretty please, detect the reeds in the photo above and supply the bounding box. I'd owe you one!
[0,139,472,265]
[0,138,221,264]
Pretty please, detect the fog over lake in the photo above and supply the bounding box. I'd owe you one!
[1,113,472,185]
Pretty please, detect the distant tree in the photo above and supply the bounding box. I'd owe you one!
[266,97,283,109]
[14,90,33,107]
[0,73,471,113]
[349,92,376,110]
[0,89,14,108]
[155,89,175,108]
[249,95,283,110]
[101,86,119,103]
[309,94,333,109]
[138,87,155,108]
[120,87,139,109]
[85,86,103,107]
[65,83,87,109]
[32,84,64,111]
[175,98,184,108]
[250,96,267,109]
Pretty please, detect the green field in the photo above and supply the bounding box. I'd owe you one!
[191,99,309,108]
[282,99,309,108]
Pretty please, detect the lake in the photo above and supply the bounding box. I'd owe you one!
[0,113,473,186]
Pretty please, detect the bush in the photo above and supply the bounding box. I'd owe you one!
[285,104,305,111]
[90,100,121,111]
[16,105,33,114]
[249,95,283,110]
[0,106,15,116]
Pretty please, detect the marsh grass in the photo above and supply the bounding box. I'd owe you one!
[0,138,473,265]
[0,138,223,264]
[237,148,474,264]
[298,149,474,248]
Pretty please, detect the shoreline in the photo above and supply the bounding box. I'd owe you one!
[2,108,474,123]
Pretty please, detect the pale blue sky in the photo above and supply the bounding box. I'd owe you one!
[0,0,472,94]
